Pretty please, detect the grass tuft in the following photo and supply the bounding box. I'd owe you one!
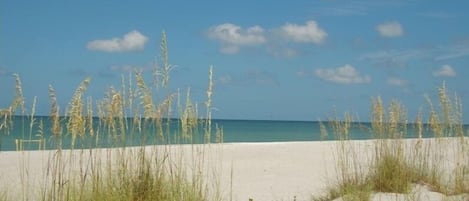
[313,83,469,201]
[370,154,415,193]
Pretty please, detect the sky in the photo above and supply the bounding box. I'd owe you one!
[1,0,469,122]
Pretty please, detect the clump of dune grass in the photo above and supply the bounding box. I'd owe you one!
[368,97,417,193]
[0,74,25,144]
[2,31,222,201]
[66,77,92,149]
[315,113,373,201]
[313,83,469,201]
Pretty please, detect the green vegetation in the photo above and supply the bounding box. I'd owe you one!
[314,83,469,201]
[0,32,222,201]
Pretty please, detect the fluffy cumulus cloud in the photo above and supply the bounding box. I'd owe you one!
[433,65,456,77]
[87,30,148,52]
[315,64,371,84]
[280,20,327,44]
[376,21,404,37]
[207,23,266,54]
[207,20,327,54]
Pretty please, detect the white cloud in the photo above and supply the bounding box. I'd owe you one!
[387,77,407,86]
[207,23,266,54]
[280,20,327,44]
[87,30,148,52]
[376,21,404,37]
[207,20,326,55]
[315,64,371,84]
[433,65,456,77]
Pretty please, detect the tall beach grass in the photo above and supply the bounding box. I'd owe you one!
[314,83,468,201]
[0,32,222,201]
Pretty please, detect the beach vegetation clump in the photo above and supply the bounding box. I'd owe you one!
[368,97,417,194]
[0,32,222,201]
[315,113,373,201]
[314,83,469,201]
[0,74,25,140]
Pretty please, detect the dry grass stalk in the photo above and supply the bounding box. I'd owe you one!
[66,77,91,148]
[135,70,154,121]
[29,96,38,141]
[426,95,443,138]
[180,88,198,142]
[204,65,214,143]
[0,107,11,134]
[438,82,451,132]
[48,85,60,135]
[371,96,385,138]
[415,107,423,143]
[11,73,25,115]
[160,31,173,89]
[86,97,94,137]
[1,74,25,136]
[155,93,174,142]
[104,88,125,142]
[318,120,328,140]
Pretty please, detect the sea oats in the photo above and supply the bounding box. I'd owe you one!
[66,77,91,148]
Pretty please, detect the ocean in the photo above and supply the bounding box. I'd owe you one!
[0,116,464,151]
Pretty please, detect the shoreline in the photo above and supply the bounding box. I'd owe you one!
[0,137,437,152]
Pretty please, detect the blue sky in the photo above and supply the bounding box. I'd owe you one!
[1,0,468,122]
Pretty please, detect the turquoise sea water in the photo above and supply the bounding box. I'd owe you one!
[0,116,466,151]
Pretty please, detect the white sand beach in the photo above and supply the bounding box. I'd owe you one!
[0,139,467,201]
